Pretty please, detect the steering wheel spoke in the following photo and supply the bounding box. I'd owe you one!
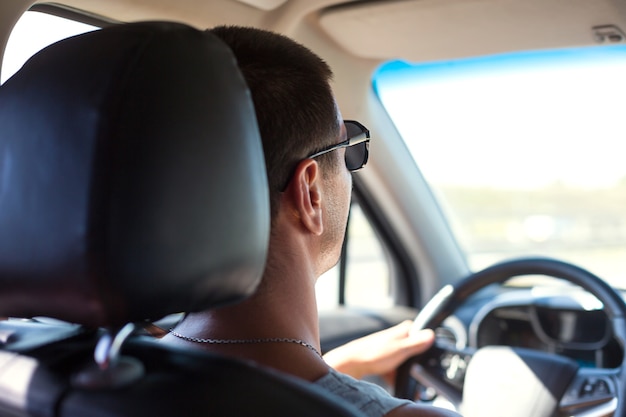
[423,342,474,390]
[560,367,620,416]
[396,341,474,404]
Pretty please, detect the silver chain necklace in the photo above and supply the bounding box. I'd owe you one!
[168,329,323,358]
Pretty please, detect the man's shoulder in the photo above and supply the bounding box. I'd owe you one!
[314,369,462,417]
[314,369,412,417]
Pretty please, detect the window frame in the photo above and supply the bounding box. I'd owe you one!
[336,180,421,309]
[29,4,117,28]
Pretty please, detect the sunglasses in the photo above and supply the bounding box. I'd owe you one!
[306,120,370,172]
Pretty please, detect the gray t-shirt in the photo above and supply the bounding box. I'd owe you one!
[314,368,413,417]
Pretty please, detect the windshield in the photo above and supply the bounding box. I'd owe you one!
[374,45,626,290]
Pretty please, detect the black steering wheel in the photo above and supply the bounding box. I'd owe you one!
[395,257,626,417]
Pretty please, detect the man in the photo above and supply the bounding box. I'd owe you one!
[163,26,461,417]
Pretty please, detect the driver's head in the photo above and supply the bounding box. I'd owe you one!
[208,26,342,219]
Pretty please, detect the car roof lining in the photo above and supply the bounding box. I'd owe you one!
[319,0,626,62]
[19,0,626,65]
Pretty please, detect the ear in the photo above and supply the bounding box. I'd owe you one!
[284,159,323,236]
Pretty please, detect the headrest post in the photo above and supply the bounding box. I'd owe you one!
[72,324,144,389]
[94,323,135,370]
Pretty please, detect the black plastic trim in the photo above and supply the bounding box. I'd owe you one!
[30,3,119,28]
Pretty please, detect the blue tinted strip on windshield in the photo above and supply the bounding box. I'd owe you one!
[373,44,626,93]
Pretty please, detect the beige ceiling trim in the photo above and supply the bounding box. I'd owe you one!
[234,0,288,11]
[319,0,626,63]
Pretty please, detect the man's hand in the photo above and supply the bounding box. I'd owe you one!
[323,321,435,382]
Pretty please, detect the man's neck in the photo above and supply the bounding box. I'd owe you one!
[163,210,332,380]
[165,253,328,380]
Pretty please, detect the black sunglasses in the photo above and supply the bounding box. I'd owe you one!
[306,120,370,172]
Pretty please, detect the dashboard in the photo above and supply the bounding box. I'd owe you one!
[442,284,624,369]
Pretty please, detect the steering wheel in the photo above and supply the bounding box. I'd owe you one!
[395,257,626,417]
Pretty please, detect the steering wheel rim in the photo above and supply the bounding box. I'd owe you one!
[395,257,626,417]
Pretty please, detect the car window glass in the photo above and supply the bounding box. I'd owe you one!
[316,201,394,310]
[344,203,394,308]
[374,45,626,289]
[316,261,340,310]
[1,10,98,84]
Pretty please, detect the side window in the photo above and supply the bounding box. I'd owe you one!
[1,10,98,84]
[344,203,394,307]
[316,198,396,310]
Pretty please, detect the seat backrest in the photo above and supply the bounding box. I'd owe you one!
[0,21,363,417]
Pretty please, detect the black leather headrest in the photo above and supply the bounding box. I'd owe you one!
[0,21,269,327]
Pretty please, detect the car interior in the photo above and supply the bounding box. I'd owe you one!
[1,0,625,416]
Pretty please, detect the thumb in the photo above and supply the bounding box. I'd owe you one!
[401,328,436,355]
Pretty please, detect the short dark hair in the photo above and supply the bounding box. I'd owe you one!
[208,26,340,218]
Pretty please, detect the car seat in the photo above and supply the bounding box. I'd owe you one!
[0,21,362,417]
